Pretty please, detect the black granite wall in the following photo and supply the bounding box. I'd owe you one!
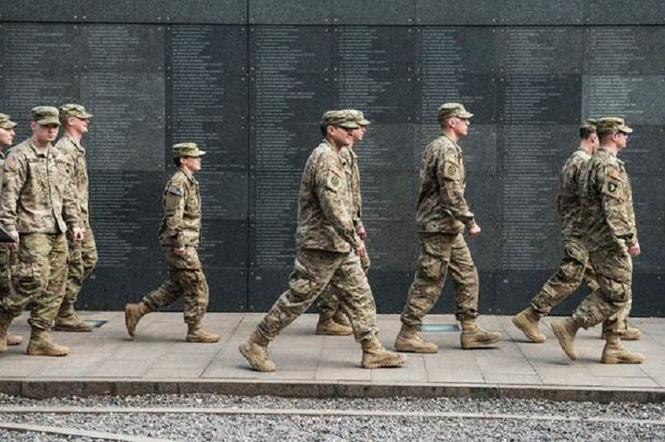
[1,1,663,315]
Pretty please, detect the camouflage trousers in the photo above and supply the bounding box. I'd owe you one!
[572,246,632,335]
[317,251,370,322]
[401,232,479,326]
[0,246,15,302]
[0,233,68,331]
[142,247,209,325]
[257,248,378,343]
[58,228,98,317]
[531,235,599,316]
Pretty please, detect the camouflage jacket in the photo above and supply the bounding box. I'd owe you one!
[340,146,363,232]
[578,147,638,251]
[416,134,475,233]
[295,139,360,253]
[55,135,91,228]
[557,148,591,237]
[159,169,202,249]
[0,138,79,234]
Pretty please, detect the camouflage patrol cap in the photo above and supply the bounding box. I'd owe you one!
[320,110,360,130]
[59,103,93,120]
[31,106,60,126]
[437,103,473,123]
[0,113,17,130]
[172,142,206,158]
[342,109,371,126]
[596,117,633,136]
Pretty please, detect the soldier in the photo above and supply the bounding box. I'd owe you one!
[0,106,82,356]
[551,117,644,364]
[0,113,23,348]
[53,104,97,332]
[512,121,641,343]
[394,103,501,353]
[124,142,219,343]
[239,110,406,372]
[315,109,370,336]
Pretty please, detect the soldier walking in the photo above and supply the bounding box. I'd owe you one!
[315,109,371,336]
[513,120,640,343]
[0,113,23,349]
[239,110,405,372]
[53,104,98,332]
[0,106,82,356]
[551,117,644,364]
[394,103,501,353]
[124,143,219,343]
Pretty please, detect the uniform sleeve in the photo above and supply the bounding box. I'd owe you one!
[436,148,475,228]
[351,161,364,232]
[315,159,360,248]
[163,181,186,248]
[598,164,637,246]
[0,153,26,232]
[62,176,81,229]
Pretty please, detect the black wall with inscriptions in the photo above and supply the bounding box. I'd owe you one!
[1,1,663,316]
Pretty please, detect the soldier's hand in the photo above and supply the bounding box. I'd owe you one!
[8,231,19,250]
[72,227,84,241]
[174,246,190,256]
[468,223,481,237]
[358,225,367,241]
[628,243,641,257]
[355,241,367,258]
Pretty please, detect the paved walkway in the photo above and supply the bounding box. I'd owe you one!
[0,312,663,401]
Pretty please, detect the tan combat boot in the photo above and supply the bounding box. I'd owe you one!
[26,329,69,357]
[601,322,642,341]
[361,336,407,369]
[0,317,9,353]
[551,317,580,361]
[512,307,546,343]
[239,330,276,372]
[186,322,220,343]
[460,319,502,349]
[332,309,351,327]
[316,317,353,336]
[601,334,645,364]
[54,314,92,332]
[7,334,23,346]
[393,323,438,353]
[124,302,152,337]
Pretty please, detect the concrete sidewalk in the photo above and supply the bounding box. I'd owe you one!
[0,312,663,402]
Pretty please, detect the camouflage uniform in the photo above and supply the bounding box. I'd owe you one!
[55,134,98,320]
[401,134,479,326]
[0,138,79,331]
[530,149,600,315]
[141,168,209,325]
[317,145,370,322]
[256,139,378,343]
[0,151,14,300]
[572,147,637,334]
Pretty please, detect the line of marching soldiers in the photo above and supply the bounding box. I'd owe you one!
[0,104,644,370]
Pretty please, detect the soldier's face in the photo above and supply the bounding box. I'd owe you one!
[616,131,629,149]
[351,126,365,142]
[328,126,353,147]
[182,156,201,172]
[454,117,470,137]
[32,122,59,143]
[0,127,15,147]
[68,116,90,134]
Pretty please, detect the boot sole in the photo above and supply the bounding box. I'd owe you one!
[601,356,645,364]
[394,341,438,353]
[53,325,92,332]
[315,330,353,336]
[362,358,407,369]
[124,307,136,337]
[511,316,546,343]
[551,322,576,361]
[26,348,69,357]
[186,336,220,343]
[239,344,276,372]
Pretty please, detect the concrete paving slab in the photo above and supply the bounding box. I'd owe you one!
[1,312,664,402]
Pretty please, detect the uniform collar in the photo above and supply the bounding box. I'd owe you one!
[63,134,85,153]
[179,168,198,185]
[29,139,52,157]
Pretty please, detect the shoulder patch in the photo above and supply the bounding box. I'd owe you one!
[442,160,460,180]
[602,176,622,198]
[168,185,184,196]
[327,173,342,189]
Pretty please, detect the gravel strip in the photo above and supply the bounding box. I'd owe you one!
[0,393,662,441]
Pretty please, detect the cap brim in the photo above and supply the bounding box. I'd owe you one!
[37,118,60,126]
[619,126,633,134]
[339,123,360,129]
[78,112,93,119]
[459,111,474,119]
[359,118,371,126]
[0,122,17,129]
[193,150,206,157]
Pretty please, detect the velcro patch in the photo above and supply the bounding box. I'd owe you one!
[168,185,184,196]
[327,172,342,190]
[602,177,622,198]
[442,160,460,180]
